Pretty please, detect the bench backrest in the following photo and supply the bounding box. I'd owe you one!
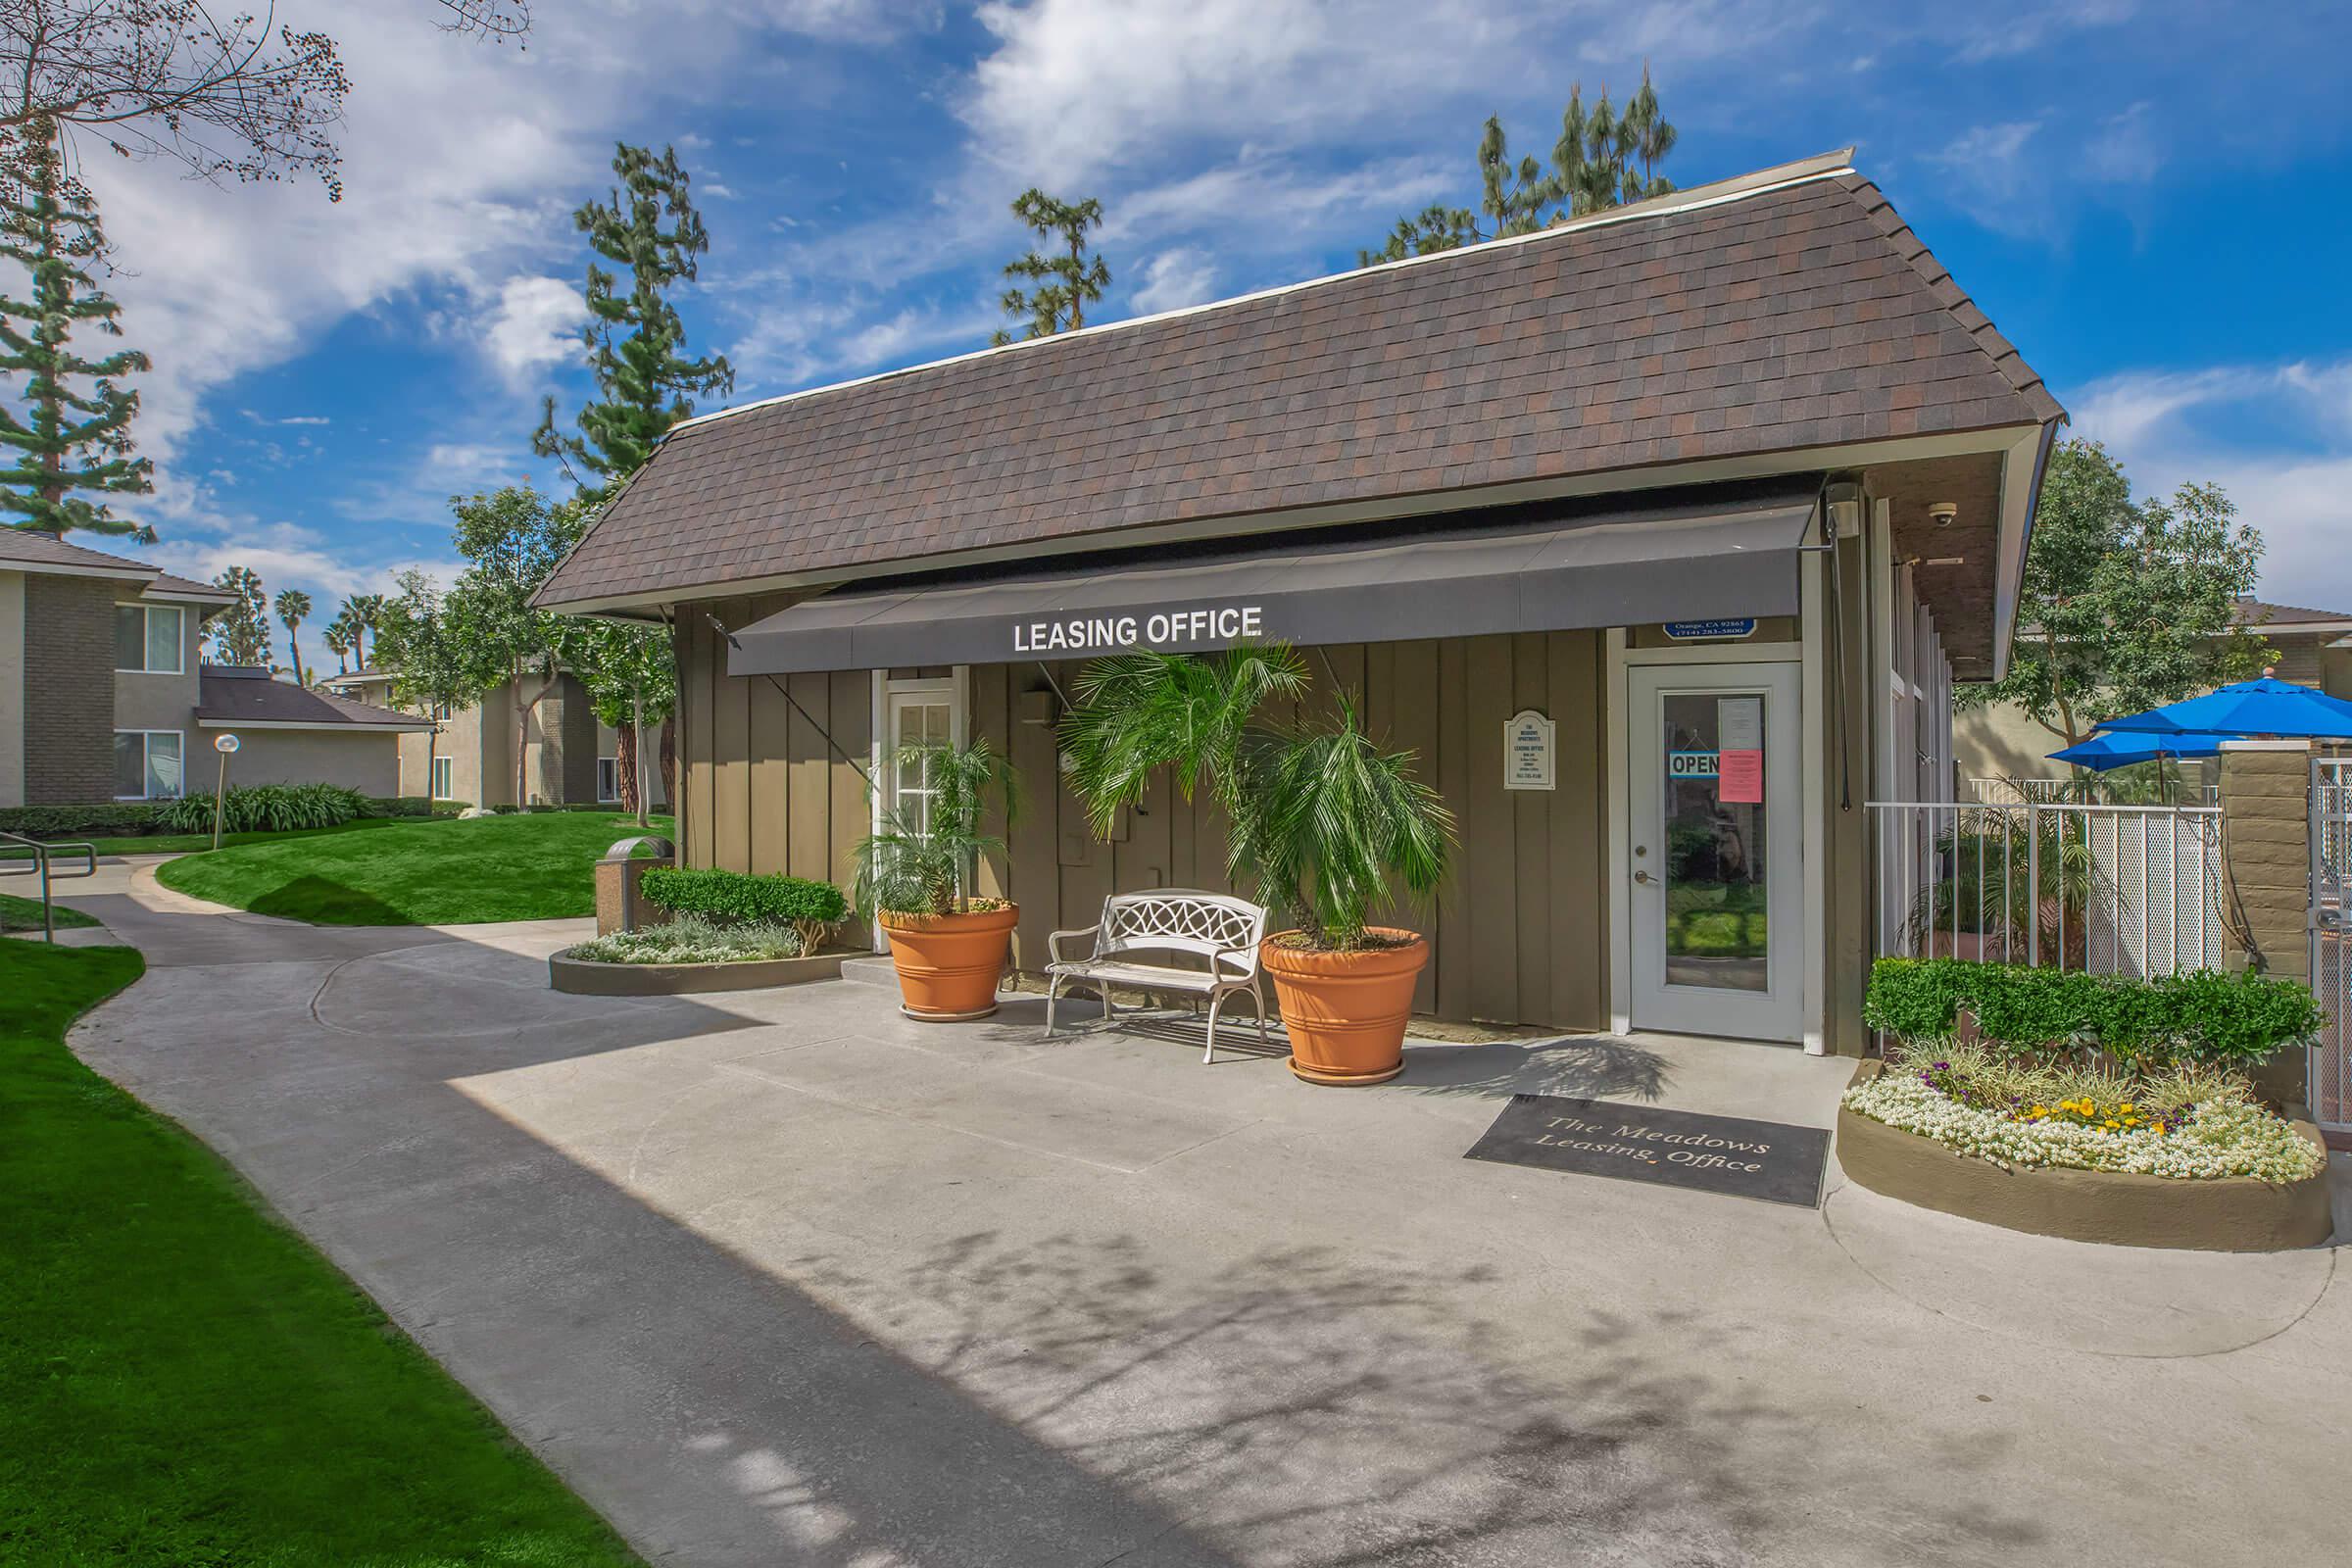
[1099,889,1267,970]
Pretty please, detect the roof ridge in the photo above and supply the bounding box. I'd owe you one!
[1832,173,2062,421]
[667,147,1861,440]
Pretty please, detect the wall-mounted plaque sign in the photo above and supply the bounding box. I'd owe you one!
[1663,617,1758,641]
[1503,709,1555,791]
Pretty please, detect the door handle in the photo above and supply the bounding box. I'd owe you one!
[1634,870,1653,885]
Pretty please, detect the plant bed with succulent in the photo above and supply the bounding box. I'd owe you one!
[1839,958,2332,1250]
[550,870,856,996]
[852,738,1020,1020]
[1060,644,1454,1085]
[550,912,854,997]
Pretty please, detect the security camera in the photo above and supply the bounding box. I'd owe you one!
[1928,502,1959,527]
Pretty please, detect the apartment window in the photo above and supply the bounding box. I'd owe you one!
[597,757,620,802]
[430,757,454,801]
[114,730,183,799]
[113,603,184,673]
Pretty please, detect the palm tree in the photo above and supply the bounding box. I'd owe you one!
[345,592,385,669]
[1058,645,1454,950]
[850,737,1017,918]
[274,589,312,683]
[322,604,360,674]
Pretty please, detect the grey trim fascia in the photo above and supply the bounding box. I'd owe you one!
[194,716,437,732]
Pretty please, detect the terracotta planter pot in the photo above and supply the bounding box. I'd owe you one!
[1259,928,1427,1086]
[879,903,1018,1019]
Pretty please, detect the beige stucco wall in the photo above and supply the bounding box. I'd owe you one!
[216,728,407,795]
[110,593,201,735]
[0,571,23,807]
[1953,700,2067,784]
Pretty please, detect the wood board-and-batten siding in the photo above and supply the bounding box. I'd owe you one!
[676,598,1610,1029]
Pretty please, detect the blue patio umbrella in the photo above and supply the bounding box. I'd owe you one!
[2093,676,2352,739]
[2047,730,2232,771]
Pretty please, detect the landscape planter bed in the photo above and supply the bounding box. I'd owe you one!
[1837,1061,2334,1252]
[549,947,859,997]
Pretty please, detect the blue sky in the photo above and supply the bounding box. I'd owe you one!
[66,0,2352,666]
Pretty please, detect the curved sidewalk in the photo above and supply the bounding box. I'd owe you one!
[44,863,2352,1568]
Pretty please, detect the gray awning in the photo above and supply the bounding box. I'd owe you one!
[728,479,1821,675]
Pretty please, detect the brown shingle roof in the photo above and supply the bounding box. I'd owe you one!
[0,529,236,603]
[0,528,155,576]
[197,670,433,730]
[538,154,2064,612]
[2237,595,2352,628]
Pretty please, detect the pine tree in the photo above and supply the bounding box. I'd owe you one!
[1360,76,1679,265]
[0,121,152,539]
[532,142,733,503]
[275,588,312,683]
[210,565,270,665]
[991,189,1109,346]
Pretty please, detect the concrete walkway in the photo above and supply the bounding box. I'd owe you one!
[50,863,2352,1567]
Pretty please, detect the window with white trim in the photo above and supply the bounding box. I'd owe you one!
[430,757,454,801]
[114,730,183,799]
[597,757,619,802]
[113,603,184,673]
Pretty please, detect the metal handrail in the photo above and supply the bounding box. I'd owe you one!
[0,830,98,944]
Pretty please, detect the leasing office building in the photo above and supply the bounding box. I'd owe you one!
[536,151,2064,1056]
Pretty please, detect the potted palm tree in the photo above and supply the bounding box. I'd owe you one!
[1059,645,1453,1084]
[852,737,1019,1019]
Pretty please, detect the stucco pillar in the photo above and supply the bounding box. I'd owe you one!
[2219,741,2312,1107]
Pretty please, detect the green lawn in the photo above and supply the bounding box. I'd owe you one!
[155,810,675,925]
[0,939,640,1566]
[0,891,101,933]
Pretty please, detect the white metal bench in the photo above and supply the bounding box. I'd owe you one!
[1045,889,1271,1061]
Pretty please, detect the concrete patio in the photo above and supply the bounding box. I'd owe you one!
[45,863,2352,1567]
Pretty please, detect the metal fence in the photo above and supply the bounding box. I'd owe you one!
[2312,764,2351,1131]
[1870,801,2227,977]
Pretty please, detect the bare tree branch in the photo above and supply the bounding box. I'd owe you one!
[0,1,534,203]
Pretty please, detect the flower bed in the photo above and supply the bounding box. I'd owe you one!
[1841,1045,2324,1184]
[1839,958,2334,1249]
[570,914,801,965]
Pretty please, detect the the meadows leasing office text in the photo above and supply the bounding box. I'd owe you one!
[536,149,2063,1056]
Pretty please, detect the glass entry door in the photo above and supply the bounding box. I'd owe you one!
[1627,662,1802,1041]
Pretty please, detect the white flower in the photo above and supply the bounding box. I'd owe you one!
[1841,1074,2324,1184]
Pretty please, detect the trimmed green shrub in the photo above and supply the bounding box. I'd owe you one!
[360,796,447,819]
[0,802,169,839]
[159,783,367,836]
[1864,956,2327,1071]
[638,866,850,954]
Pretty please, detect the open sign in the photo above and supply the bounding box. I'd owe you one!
[1667,750,1719,778]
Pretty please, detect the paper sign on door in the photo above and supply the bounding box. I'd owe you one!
[1719,750,1763,803]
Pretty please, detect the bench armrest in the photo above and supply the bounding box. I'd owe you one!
[1210,941,1262,979]
[1049,923,1102,962]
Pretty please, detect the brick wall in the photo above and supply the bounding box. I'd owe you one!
[2219,742,2312,1105]
[23,573,119,804]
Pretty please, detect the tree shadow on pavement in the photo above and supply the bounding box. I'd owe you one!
[785,1229,1882,1566]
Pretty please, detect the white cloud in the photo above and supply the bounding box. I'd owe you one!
[1130,247,1219,315]
[962,0,1544,185]
[2082,101,2162,183]
[2071,359,2352,613]
[277,415,333,426]
[478,274,589,387]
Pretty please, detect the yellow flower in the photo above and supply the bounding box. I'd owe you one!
[2029,1105,2047,1119]
[2123,1116,2139,1126]
[2103,1119,2121,1129]
[2121,1102,2135,1115]
[2154,1120,2167,1134]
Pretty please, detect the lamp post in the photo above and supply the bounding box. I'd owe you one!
[211,733,240,851]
